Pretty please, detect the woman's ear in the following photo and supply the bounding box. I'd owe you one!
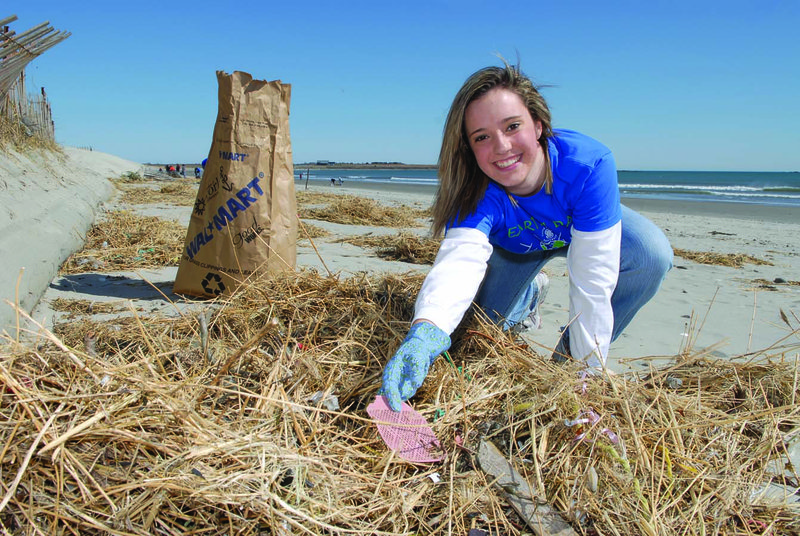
[535,120,543,140]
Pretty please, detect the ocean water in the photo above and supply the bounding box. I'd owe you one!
[295,168,800,209]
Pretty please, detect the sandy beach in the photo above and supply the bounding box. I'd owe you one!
[2,147,800,533]
[295,183,800,372]
[2,149,798,374]
[0,147,140,333]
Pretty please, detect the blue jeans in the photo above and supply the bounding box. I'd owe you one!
[474,206,673,341]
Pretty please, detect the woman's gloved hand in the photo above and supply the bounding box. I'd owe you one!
[380,322,451,412]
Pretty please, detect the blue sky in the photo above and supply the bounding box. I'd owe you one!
[9,1,800,171]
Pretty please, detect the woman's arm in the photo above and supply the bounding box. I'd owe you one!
[414,227,493,334]
[566,222,621,370]
[380,227,491,411]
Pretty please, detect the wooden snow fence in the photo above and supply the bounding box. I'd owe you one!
[0,15,70,140]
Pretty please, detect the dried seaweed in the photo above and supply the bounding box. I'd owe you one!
[674,248,773,268]
[342,232,440,264]
[59,210,185,273]
[2,269,799,535]
[299,196,428,227]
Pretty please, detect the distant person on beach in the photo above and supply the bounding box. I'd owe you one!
[195,167,201,179]
[331,178,336,186]
[380,62,673,411]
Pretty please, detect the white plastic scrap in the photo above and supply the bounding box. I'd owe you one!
[308,391,340,412]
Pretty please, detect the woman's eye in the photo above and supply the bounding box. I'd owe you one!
[473,134,488,143]
[507,122,520,131]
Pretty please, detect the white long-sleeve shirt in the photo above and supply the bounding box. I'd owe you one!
[413,223,620,369]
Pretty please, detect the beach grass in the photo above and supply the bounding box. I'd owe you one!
[62,175,334,276]
[6,173,799,534]
[297,222,330,240]
[0,114,60,153]
[49,298,128,317]
[296,189,354,206]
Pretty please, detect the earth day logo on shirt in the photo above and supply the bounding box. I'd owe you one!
[538,227,567,250]
[506,216,570,252]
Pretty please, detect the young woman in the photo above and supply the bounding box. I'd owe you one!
[381,62,673,412]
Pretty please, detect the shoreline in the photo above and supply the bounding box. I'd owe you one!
[620,197,800,224]
[297,179,800,224]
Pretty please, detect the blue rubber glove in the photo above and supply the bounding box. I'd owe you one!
[380,322,451,412]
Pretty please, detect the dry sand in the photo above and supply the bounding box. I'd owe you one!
[1,148,798,375]
[0,147,139,332]
[2,147,799,531]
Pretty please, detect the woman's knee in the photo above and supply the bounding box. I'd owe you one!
[621,208,673,277]
[649,230,673,276]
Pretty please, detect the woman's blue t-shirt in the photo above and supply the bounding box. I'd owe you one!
[452,129,622,254]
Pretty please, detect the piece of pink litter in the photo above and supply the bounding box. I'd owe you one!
[367,396,444,463]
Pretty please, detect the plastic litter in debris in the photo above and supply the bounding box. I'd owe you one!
[367,395,444,463]
[565,408,620,445]
[666,376,683,389]
[308,390,340,412]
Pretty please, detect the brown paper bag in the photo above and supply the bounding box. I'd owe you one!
[174,71,296,298]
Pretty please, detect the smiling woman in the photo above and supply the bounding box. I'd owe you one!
[464,87,546,196]
[379,61,674,412]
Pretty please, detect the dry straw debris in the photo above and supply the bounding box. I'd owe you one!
[112,171,147,184]
[343,232,441,264]
[674,248,773,268]
[296,190,353,207]
[116,180,199,206]
[297,222,330,240]
[49,298,128,318]
[59,210,185,273]
[299,195,428,227]
[0,114,60,153]
[2,270,799,535]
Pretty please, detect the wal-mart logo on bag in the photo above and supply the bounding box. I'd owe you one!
[185,174,265,260]
[219,151,248,162]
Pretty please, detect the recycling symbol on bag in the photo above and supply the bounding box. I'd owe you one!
[201,272,226,296]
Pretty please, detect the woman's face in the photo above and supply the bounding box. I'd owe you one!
[464,87,545,196]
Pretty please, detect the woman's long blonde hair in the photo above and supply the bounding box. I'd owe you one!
[431,61,553,238]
